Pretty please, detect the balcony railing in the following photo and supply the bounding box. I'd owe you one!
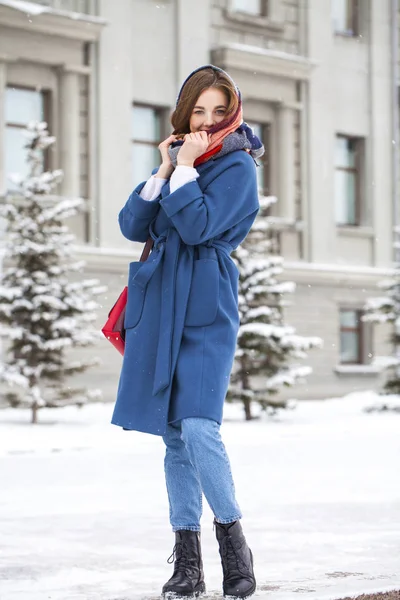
[32,0,98,16]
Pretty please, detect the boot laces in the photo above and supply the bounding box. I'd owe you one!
[221,535,249,580]
[167,542,197,574]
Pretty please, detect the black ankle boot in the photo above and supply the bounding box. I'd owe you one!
[162,530,206,598]
[214,520,256,599]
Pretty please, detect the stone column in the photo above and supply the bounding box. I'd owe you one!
[278,104,295,221]
[0,60,7,198]
[98,0,134,249]
[0,60,7,358]
[59,65,91,242]
[176,0,210,86]
[368,0,393,266]
[59,66,80,198]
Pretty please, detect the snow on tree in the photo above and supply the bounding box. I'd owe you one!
[0,122,105,424]
[227,195,322,420]
[363,227,400,395]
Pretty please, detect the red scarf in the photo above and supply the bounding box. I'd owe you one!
[194,144,223,167]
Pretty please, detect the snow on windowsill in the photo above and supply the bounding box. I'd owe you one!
[221,42,316,66]
[337,225,375,238]
[224,9,284,31]
[284,261,393,277]
[0,0,107,24]
[334,364,383,375]
[0,0,47,15]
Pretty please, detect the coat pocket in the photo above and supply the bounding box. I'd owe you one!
[185,259,220,327]
[124,261,146,329]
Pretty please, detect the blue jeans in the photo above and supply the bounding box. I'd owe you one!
[162,417,242,532]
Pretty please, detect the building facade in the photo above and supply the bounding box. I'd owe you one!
[0,0,397,401]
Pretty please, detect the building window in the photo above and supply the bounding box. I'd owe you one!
[247,121,270,195]
[332,0,359,36]
[339,309,369,364]
[335,135,362,226]
[132,105,162,184]
[5,87,46,190]
[231,0,268,17]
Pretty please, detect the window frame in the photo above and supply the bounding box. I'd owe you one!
[339,308,367,365]
[225,0,283,31]
[333,0,359,38]
[131,103,163,147]
[246,121,271,196]
[335,134,362,227]
[5,85,51,183]
[131,103,165,183]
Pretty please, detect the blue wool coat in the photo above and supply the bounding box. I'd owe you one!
[111,150,259,436]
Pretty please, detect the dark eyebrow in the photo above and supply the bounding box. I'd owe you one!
[193,105,227,110]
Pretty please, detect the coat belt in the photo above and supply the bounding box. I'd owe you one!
[131,226,233,397]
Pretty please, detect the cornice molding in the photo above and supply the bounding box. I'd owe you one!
[3,56,92,74]
[284,261,391,287]
[58,64,92,76]
[74,245,141,275]
[212,43,316,82]
[72,245,391,287]
[0,53,17,63]
[0,3,106,42]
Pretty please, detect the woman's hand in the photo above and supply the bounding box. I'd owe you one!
[177,132,210,168]
[156,134,178,179]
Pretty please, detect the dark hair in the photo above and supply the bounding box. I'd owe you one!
[171,67,239,136]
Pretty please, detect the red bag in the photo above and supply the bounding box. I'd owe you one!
[102,238,153,355]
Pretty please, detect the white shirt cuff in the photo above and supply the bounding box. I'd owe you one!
[170,166,199,194]
[139,175,167,201]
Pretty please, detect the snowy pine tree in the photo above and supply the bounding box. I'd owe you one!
[363,227,400,394]
[228,196,322,420]
[0,122,105,424]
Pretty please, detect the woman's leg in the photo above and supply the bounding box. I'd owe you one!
[162,423,205,597]
[162,422,203,532]
[180,417,255,599]
[180,417,242,523]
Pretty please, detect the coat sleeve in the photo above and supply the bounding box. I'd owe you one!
[118,177,161,242]
[159,152,259,246]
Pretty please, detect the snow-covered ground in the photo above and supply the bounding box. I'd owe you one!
[0,392,399,600]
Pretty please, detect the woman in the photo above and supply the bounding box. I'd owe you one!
[112,65,264,599]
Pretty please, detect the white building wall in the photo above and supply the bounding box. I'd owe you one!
[307,0,392,268]
[97,0,136,250]
[0,0,396,401]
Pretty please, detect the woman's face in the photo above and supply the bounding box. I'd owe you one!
[189,87,228,133]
